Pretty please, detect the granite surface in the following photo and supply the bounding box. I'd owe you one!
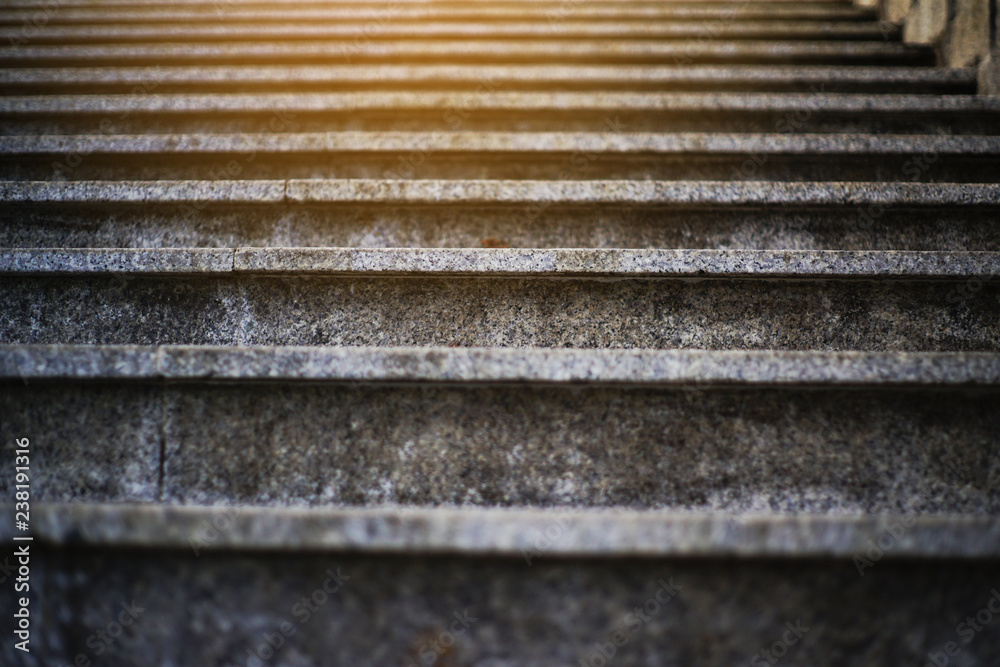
[4,95,994,135]
[8,131,997,156]
[2,272,998,349]
[7,181,1000,206]
[0,40,931,68]
[4,204,1000,251]
[3,345,999,384]
[2,543,1000,665]
[9,91,996,117]
[0,64,972,95]
[3,247,999,276]
[0,3,876,21]
[3,504,1000,555]
[0,20,895,42]
[2,348,998,509]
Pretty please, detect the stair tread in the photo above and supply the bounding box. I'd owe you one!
[3,247,998,277]
[5,502,999,557]
[6,179,1000,204]
[0,5,878,20]
[4,344,1000,384]
[2,64,968,86]
[0,39,930,64]
[4,91,988,114]
[3,130,994,154]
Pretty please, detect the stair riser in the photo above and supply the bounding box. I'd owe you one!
[3,381,998,510]
[1,78,969,95]
[5,154,999,182]
[0,45,932,68]
[6,205,1000,251]
[2,276,998,350]
[0,7,879,23]
[0,25,900,46]
[3,110,993,134]
[5,550,1000,666]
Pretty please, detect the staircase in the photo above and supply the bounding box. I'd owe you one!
[2,0,1000,663]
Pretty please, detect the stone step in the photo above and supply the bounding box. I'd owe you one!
[0,40,933,68]
[4,504,999,665]
[4,504,999,556]
[5,179,1000,250]
[3,132,997,181]
[3,92,990,135]
[2,65,971,95]
[0,4,879,23]
[0,0,871,7]
[1,248,997,350]
[0,21,898,45]
[2,346,999,508]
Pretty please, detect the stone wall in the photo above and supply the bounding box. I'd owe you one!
[863,0,999,91]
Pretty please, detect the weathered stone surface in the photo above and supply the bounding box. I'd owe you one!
[2,271,1000,350]
[0,40,932,68]
[0,384,161,502]
[0,508,1000,667]
[3,247,999,277]
[887,0,913,22]
[0,3,877,22]
[7,91,996,134]
[5,131,998,180]
[0,20,898,43]
[9,91,992,118]
[0,64,967,95]
[140,382,1000,510]
[4,547,1000,667]
[4,203,1000,251]
[903,0,948,45]
[4,345,1000,385]
[8,131,999,158]
[943,0,992,67]
[5,504,1000,554]
[980,49,1000,94]
[2,346,998,509]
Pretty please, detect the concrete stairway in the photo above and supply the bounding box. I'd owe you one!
[1,0,999,664]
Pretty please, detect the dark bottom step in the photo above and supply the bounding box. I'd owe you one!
[4,547,999,666]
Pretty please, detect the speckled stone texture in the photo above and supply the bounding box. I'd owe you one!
[5,204,1000,251]
[2,274,998,350]
[10,152,1000,181]
[0,21,902,43]
[0,4,877,22]
[1,549,998,666]
[0,64,973,95]
[0,382,161,502]
[0,41,932,68]
[4,132,998,181]
[5,93,998,134]
[4,379,998,511]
